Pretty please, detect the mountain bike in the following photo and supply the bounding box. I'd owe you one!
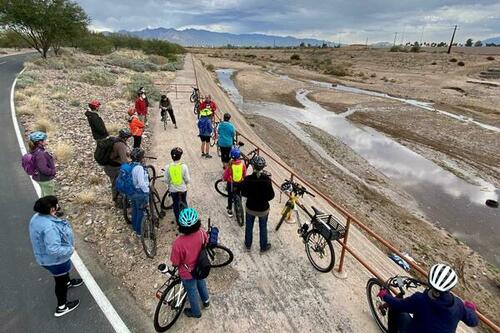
[160,107,170,131]
[190,87,200,103]
[275,179,345,272]
[153,220,233,332]
[366,276,426,332]
[193,99,200,119]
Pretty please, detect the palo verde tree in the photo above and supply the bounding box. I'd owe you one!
[0,0,89,58]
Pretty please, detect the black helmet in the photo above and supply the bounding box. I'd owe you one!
[130,148,145,162]
[171,147,183,160]
[118,128,132,139]
[223,113,231,121]
[251,155,266,171]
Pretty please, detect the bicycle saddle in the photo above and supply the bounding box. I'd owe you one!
[312,206,325,216]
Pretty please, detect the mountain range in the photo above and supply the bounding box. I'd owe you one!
[114,27,331,47]
[482,37,500,45]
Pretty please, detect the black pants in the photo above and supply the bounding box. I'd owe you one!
[54,273,69,306]
[172,191,187,223]
[227,183,241,210]
[133,135,142,148]
[161,108,177,125]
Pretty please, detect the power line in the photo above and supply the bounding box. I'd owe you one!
[393,32,398,46]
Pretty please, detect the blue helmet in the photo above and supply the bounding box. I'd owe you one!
[230,147,241,159]
[179,208,199,227]
[29,131,47,142]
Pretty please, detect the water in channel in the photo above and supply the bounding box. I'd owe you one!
[216,68,500,266]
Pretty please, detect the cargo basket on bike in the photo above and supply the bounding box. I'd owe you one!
[313,213,346,241]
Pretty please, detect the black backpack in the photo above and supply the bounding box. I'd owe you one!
[192,231,211,279]
[94,137,117,166]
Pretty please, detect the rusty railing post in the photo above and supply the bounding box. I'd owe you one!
[337,216,351,273]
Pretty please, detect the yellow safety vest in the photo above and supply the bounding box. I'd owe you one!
[169,163,183,186]
[200,108,212,117]
[231,162,243,183]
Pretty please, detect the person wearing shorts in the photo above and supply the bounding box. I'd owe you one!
[197,109,213,158]
[217,113,236,168]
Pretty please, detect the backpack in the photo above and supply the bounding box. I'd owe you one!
[115,162,141,196]
[21,152,37,176]
[192,231,211,280]
[94,137,117,166]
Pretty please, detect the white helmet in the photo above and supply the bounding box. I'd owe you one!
[428,264,458,292]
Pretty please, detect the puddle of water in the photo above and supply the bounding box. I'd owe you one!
[217,68,500,266]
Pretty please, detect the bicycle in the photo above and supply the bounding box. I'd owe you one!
[275,179,346,272]
[210,120,220,153]
[153,220,233,332]
[366,276,426,332]
[160,107,170,131]
[189,87,200,103]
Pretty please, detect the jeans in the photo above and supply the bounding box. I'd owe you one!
[102,165,120,202]
[245,212,269,250]
[227,183,241,210]
[172,191,187,223]
[37,180,55,197]
[388,309,412,333]
[130,192,149,235]
[182,278,209,316]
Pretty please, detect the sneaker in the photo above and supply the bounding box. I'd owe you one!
[227,209,233,217]
[54,300,80,317]
[260,243,272,252]
[205,154,213,159]
[244,244,251,252]
[203,301,210,309]
[201,153,206,158]
[174,124,178,129]
[183,308,201,318]
[161,116,165,122]
[67,278,83,289]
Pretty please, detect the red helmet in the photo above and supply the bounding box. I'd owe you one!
[88,100,101,110]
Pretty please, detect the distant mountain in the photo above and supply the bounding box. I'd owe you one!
[482,37,500,45]
[371,42,393,48]
[114,27,331,47]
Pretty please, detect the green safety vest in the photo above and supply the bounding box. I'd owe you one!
[200,108,212,117]
[169,163,183,186]
[231,162,243,183]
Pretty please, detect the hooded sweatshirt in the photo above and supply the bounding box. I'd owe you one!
[383,290,478,333]
[85,110,108,140]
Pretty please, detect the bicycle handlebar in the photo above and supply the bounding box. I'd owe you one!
[145,156,157,160]
[281,179,315,197]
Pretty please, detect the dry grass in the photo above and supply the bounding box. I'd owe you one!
[106,99,126,110]
[15,91,27,103]
[107,122,122,135]
[33,117,55,133]
[16,104,34,115]
[53,142,73,162]
[75,190,97,205]
[89,174,102,185]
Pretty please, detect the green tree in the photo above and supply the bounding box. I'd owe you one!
[474,40,482,47]
[0,29,30,48]
[0,0,89,58]
[465,38,473,47]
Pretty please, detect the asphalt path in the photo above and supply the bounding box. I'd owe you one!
[0,53,116,333]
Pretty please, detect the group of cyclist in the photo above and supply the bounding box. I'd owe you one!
[24,84,481,331]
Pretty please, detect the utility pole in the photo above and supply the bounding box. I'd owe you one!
[366,37,368,49]
[393,32,398,46]
[447,25,458,54]
[420,26,425,45]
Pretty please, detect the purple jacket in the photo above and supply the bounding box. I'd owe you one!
[32,147,56,181]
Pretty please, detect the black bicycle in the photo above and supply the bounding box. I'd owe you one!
[189,87,200,103]
[366,276,427,332]
[160,107,170,131]
[275,179,345,272]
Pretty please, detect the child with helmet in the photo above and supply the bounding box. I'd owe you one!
[164,147,190,223]
[223,146,247,218]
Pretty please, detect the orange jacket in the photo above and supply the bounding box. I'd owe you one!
[129,115,145,136]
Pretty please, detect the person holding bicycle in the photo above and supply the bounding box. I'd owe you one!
[199,95,217,116]
[159,94,177,129]
[197,108,213,158]
[217,113,236,168]
[170,208,210,318]
[240,156,274,252]
[129,148,150,236]
[223,147,246,217]
[164,147,190,223]
[377,263,478,333]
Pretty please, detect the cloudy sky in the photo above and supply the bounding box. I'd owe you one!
[79,0,500,43]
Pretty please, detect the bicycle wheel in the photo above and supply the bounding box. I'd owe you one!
[207,244,234,267]
[141,212,157,258]
[161,191,173,210]
[234,195,244,226]
[366,278,389,333]
[305,229,335,272]
[146,165,157,181]
[150,190,165,227]
[153,279,187,332]
[214,179,229,197]
[122,196,132,224]
[275,207,291,231]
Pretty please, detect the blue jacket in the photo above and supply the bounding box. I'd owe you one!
[29,214,74,266]
[383,290,478,333]
[197,116,213,136]
[217,121,235,148]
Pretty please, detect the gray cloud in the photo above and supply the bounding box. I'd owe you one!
[78,0,500,43]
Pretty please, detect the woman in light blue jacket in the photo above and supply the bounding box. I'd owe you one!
[29,196,83,317]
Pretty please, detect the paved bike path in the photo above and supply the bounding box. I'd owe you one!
[0,53,115,333]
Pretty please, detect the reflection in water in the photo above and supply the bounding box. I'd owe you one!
[217,69,500,266]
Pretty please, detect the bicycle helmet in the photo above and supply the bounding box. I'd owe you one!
[130,148,145,162]
[29,131,47,142]
[280,181,293,193]
[428,264,458,292]
[230,147,241,159]
[118,128,132,139]
[171,147,183,160]
[251,155,266,171]
[88,100,101,110]
[223,113,231,121]
[179,208,199,227]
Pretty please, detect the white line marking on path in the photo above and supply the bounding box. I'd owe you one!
[10,68,131,333]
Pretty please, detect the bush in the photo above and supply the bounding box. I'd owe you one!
[16,73,37,88]
[431,61,437,65]
[75,190,97,205]
[53,142,73,162]
[126,74,161,101]
[390,45,402,52]
[457,61,465,66]
[106,54,159,72]
[70,100,81,107]
[324,63,349,76]
[243,54,257,59]
[79,67,117,87]
[148,54,168,65]
[410,45,420,52]
[486,56,495,61]
[107,123,122,136]
[449,58,458,62]
[32,57,65,70]
[206,64,215,71]
[79,33,114,55]
[290,54,301,60]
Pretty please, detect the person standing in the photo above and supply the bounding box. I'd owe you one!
[223,147,246,217]
[135,91,148,123]
[129,148,149,235]
[84,100,108,140]
[170,208,210,318]
[217,113,236,168]
[241,156,274,252]
[29,196,83,317]
[128,109,145,148]
[197,109,213,158]
[103,129,131,207]
[164,147,190,223]
[159,94,177,129]
[27,131,56,197]
[198,95,217,116]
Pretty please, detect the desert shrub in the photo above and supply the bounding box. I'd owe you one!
[15,91,27,102]
[107,123,122,135]
[75,190,97,205]
[390,45,402,52]
[33,117,54,133]
[70,100,81,107]
[32,57,65,70]
[106,54,159,72]
[148,54,168,65]
[89,174,102,185]
[79,67,117,87]
[53,142,73,162]
[486,56,495,61]
[16,73,37,88]
[126,74,161,101]
[370,73,377,78]
[449,58,458,62]
[244,54,257,59]
[206,64,215,71]
[410,45,420,52]
[324,63,349,76]
[457,61,465,66]
[431,62,437,65]
[79,33,114,55]
[290,54,301,60]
